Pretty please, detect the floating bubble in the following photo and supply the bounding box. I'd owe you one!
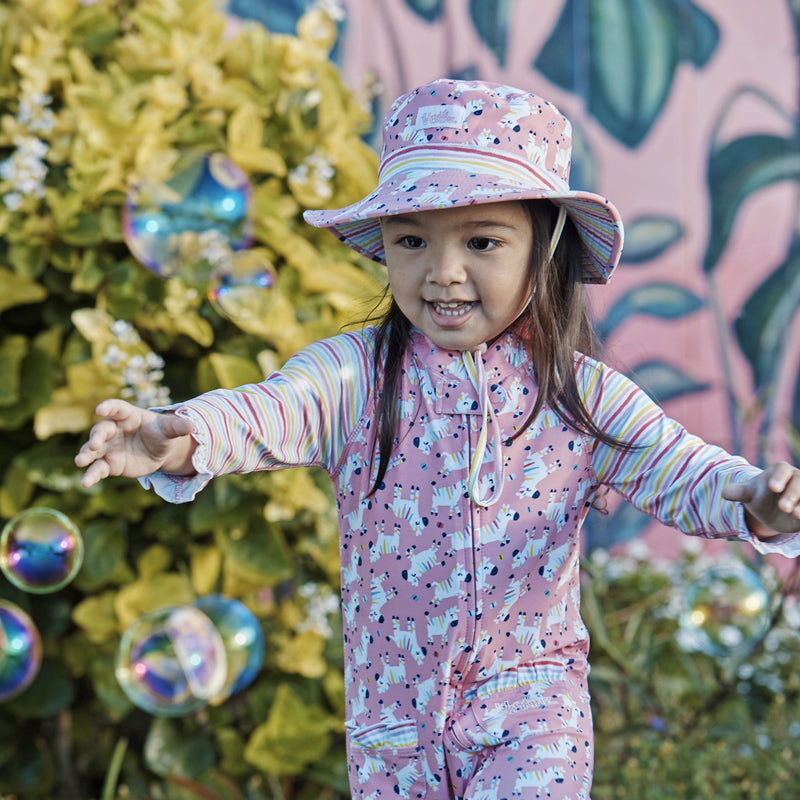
[194,594,264,702]
[207,249,276,325]
[116,605,227,716]
[678,562,771,658]
[123,152,253,282]
[0,600,42,701]
[1,508,84,594]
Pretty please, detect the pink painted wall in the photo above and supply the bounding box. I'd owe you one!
[329,0,800,551]
[227,0,800,550]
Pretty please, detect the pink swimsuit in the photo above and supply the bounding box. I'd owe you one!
[144,326,793,800]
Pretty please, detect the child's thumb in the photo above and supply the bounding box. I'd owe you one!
[162,413,194,439]
[721,480,755,504]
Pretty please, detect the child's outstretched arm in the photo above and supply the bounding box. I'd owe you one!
[75,399,197,489]
[721,461,800,539]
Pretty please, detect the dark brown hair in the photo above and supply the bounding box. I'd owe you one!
[365,200,630,495]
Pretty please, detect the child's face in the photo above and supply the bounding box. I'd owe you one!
[381,201,534,351]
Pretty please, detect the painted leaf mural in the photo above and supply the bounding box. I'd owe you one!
[535,0,719,147]
[597,282,704,340]
[733,248,800,391]
[629,360,710,404]
[620,216,684,263]
[468,0,513,66]
[228,0,310,33]
[703,134,800,271]
[403,0,445,23]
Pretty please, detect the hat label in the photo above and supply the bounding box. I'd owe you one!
[416,104,467,130]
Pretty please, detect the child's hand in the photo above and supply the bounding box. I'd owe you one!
[75,399,196,489]
[721,462,800,537]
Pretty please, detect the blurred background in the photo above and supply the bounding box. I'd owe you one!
[0,0,798,798]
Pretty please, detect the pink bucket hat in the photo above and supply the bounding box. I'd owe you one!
[303,78,624,284]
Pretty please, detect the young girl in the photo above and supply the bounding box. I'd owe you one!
[76,79,800,800]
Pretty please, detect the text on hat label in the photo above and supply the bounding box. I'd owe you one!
[416,105,468,130]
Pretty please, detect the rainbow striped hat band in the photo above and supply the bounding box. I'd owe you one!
[303,78,624,284]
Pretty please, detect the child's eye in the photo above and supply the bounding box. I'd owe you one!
[399,235,425,249]
[469,237,498,251]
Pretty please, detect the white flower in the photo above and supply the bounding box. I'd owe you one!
[110,320,139,344]
[3,192,23,211]
[102,344,126,367]
[311,0,346,22]
[0,137,48,200]
[134,384,171,408]
[681,537,704,556]
[296,582,340,639]
[289,152,336,200]
[625,539,651,562]
[145,352,165,370]
[14,134,49,160]
[197,229,233,267]
[18,94,56,135]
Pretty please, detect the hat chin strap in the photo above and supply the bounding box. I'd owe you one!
[548,204,568,261]
[463,345,504,507]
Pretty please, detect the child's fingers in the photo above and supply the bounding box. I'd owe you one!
[79,458,110,489]
[766,461,795,493]
[160,413,194,439]
[773,466,800,516]
[74,418,123,467]
[95,397,142,423]
[720,481,754,504]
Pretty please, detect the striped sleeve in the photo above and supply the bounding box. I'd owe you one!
[140,329,376,503]
[577,355,800,555]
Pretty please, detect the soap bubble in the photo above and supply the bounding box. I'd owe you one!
[116,605,227,716]
[0,600,42,701]
[207,249,276,325]
[1,508,84,594]
[123,152,253,282]
[678,562,771,658]
[194,594,264,701]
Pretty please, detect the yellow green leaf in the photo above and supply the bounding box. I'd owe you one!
[208,352,263,389]
[114,572,195,630]
[136,543,172,577]
[218,517,293,587]
[227,103,286,176]
[189,544,222,595]
[275,631,327,679]
[0,335,27,406]
[244,684,331,775]
[0,269,47,313]
[72,591,119,644]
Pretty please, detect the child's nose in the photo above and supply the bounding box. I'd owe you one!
[426,250,467,285]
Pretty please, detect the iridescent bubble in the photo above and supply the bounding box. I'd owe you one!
[194,594,264,702]
[123,152,253,282]
[1,508,84,594]
[678,562,771,658]
[116,605,227,716]
[0,600,42,701]
[207,249,276,325]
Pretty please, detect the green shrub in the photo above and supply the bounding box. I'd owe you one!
[587,541,800,800]
[0,0,379,796]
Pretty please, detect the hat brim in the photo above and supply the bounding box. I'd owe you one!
[304,171,623,284]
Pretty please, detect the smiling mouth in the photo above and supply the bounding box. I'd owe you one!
[430,301,475,317]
